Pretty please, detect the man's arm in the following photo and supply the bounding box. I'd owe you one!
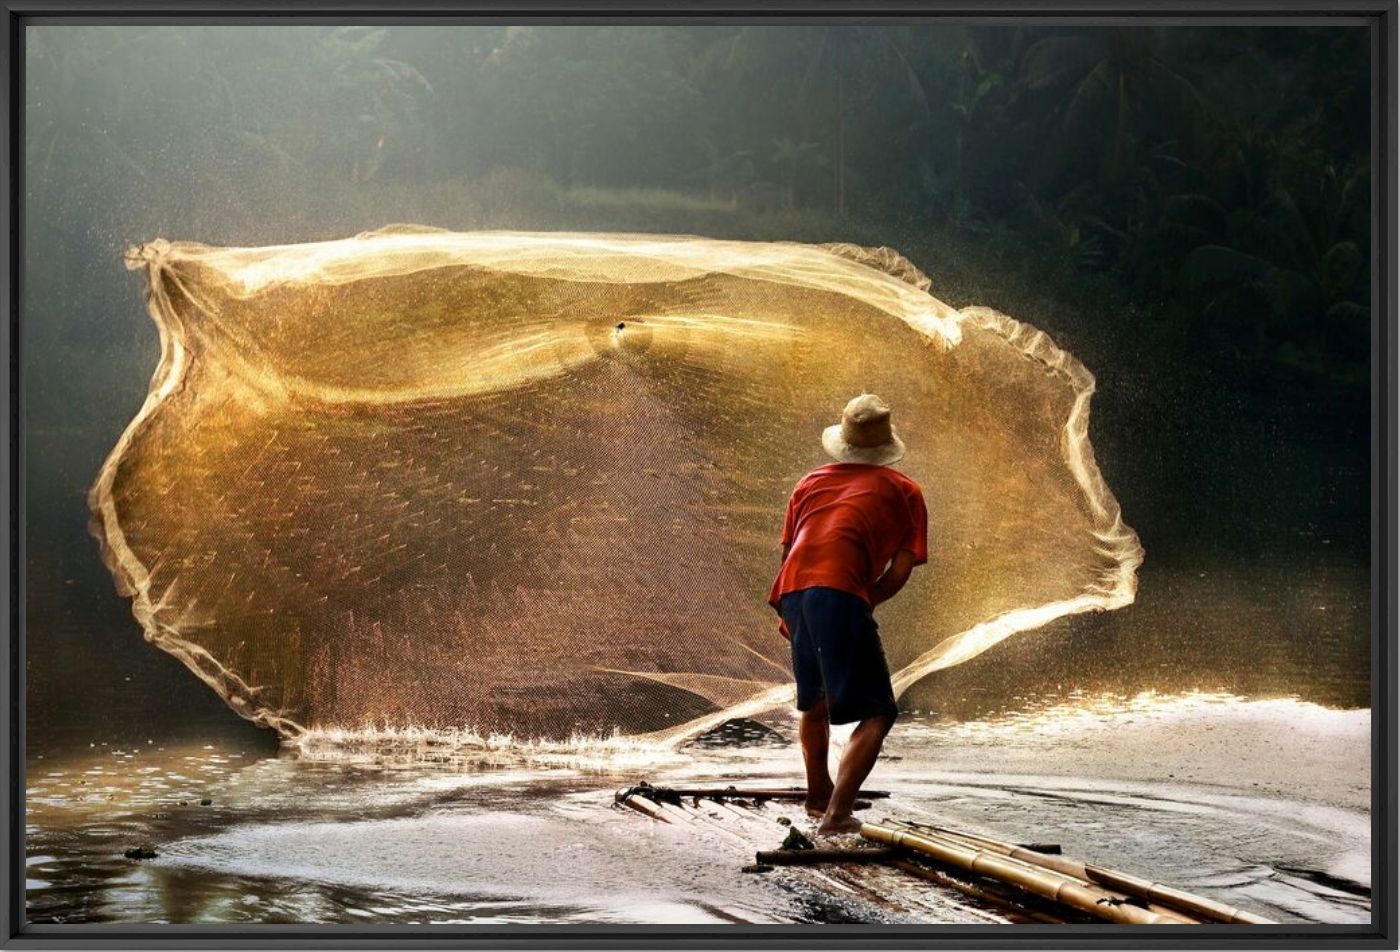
[776,542,795,638]
[869,549,917,608]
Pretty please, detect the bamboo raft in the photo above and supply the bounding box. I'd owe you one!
[616,781,890,806]
[615,782,1275,926]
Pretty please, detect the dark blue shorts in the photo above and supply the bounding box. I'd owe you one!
[779,587,899,726]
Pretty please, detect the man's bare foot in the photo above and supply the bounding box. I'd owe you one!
[816,812,863,836]
[804,799,829,819]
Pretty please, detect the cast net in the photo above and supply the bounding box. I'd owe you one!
[89,227,1142,742]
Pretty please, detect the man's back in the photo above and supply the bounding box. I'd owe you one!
[773,393,923,834]
[768,462,928,608]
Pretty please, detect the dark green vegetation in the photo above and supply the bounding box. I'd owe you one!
[23,25,1372,745]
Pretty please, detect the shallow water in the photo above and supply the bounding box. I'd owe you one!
[26,692,1371,926]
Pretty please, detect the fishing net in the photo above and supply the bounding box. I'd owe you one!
[89,227,1142,742]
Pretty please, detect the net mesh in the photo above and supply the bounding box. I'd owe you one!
[88,227,1142,742]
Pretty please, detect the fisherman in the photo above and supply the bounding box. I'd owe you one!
[769,393,928,835]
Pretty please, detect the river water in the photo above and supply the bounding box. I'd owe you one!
[25,691,1371,926]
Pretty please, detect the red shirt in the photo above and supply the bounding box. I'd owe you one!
[767,463,928,616]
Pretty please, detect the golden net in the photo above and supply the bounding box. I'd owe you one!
[88,227,1142,742]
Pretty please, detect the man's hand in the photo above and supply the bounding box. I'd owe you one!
[869,549,917,608]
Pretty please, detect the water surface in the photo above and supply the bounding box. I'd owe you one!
[26,693,1371,926]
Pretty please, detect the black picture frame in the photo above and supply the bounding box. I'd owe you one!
[1,1,1394,948]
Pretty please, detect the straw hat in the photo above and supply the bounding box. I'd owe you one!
[821,393,906,466]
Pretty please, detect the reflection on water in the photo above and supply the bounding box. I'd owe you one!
[26,692,1371,926]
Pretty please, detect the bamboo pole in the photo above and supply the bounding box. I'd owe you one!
[1085,866,1273,926]
[860,823,1196,925]
[883,820,1201,923]
[628,785,889,802]
[889,820,1090,880]
[887,858,1070,925]
[887,819,1271,925]
[615,792,670,823]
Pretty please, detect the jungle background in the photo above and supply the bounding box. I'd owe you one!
[23,25,1373,750]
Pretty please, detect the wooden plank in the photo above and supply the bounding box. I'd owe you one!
[755,847,897,865]
[619,782,890,803]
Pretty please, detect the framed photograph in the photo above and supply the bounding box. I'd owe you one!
[3,1,1395,948]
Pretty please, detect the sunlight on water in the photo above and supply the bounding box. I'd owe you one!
[291,724,690,772]
[916,689,1369,740]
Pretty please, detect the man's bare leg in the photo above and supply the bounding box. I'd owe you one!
[800,698,834,818]
[817,714,893,835]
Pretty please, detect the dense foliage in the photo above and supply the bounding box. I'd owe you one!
[21,24,1374,740]
[26,25,1370,396]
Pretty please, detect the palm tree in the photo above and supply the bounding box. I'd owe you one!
[947,44,1003,224]
[768,138,825,209]
[1181,155,1369,385]
[1014,27,1205,189]
[725,26,929,218]
[693,138,755,205]
[313,27,435,183]
[801,28,931,217]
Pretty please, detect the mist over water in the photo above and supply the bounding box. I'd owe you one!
[23,23,1371,925]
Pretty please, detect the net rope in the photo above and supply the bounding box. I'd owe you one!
[89,227,1143,744]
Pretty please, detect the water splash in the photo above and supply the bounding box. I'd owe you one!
[290,723,690,772]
